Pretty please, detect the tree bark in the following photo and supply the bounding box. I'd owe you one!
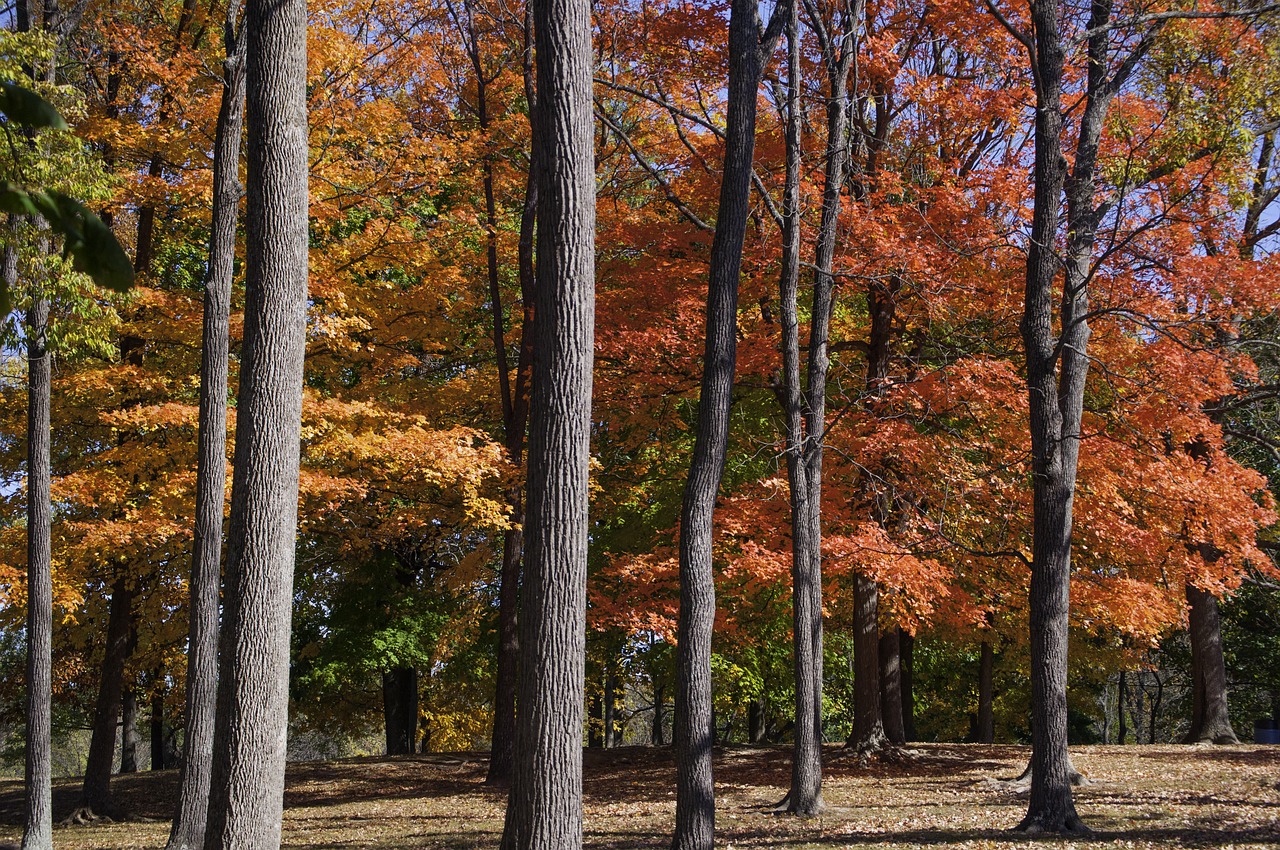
[652,679,666,747]
[485,3,537,788]
[977,640,995,744]
[202,0,309,841]
[775,0,822,814]
[121,689,142,773]
[167,18,244,850]
[671,3,786,845]
[899,629,916,741]
[383,667,419,755]
[1182,585,1239,744]
[879,629,905,745]
[151,672,166,771]
[498,0,594,844]
[81,575,135,818]
[1117,671,1127,744]
[847,574,886,751]
[19,240,53,850]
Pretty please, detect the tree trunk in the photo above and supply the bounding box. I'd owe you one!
[847,574,886,751]
[151,673,166,771]
[652,679,666,747]
[81,576,135,818]
[775,1,821,814]
[747,694,765,744]
[604,671,619,748]
[202,0,309,842]
[671,4,785,845]
[121,689,142,773]
[498,0,594,844]
[485,5,537,789]
[879,629,905,745]
[977,640,995,744]
[383,667,418,755]
[167,19,243,850]
[589,693,603,748]
[899,629,916,742]
[1182,585,1239,744]
[20,242,53,850]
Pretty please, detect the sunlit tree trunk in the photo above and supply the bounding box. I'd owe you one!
[672,2,786,845]
[498,0,594,842]
[167,17,244,850]
[202,0,309,841]
[1182,586,1239,744]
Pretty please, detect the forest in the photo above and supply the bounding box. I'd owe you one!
[0,0,1278,846]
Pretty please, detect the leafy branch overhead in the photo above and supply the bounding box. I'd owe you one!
[0,80,133,314]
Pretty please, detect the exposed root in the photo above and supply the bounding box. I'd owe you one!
[60,806,117,826]
[1013,813,1093,836]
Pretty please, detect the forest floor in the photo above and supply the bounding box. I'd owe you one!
[0,743,1277,848]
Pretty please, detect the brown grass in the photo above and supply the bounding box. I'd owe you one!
[1,744,1277,848]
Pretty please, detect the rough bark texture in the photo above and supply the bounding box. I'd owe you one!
[21,248,53,850]
[672,3,785,846]
[879,629,905,746]
[1017,0,1084,831]
[847,574,886,751]
[1182,585,1239,744]
[775,1,821,815]
[383,667,419,755]
[498,0,594,843]
[80,576,135,818]
[167,20,243,850]
[977,640,995,744]
[486,6,537,787]
[121,689,141,773]
[202,0,309,842]
[899,629,916,741]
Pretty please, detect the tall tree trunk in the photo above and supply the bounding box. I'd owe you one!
[202,0,309,841]
[879,629,905,745]
[672,4,785,845]
[899,629,915,741]
[485,3,537,788]
[1117,672,1127,744]
[20,241,53,850]
[977,640,995,744]
[604,670,619,748]
[775,0,822,815]
[498,0,594,843]
[747,694,765,744]
[652,679,666,747]
[151,671,166,770]
[1182,585,1239,744]
[121,689,141,773]
[847,574,885,750]
[383,667,418,755]
[167,17,244,850]
[80,576,135,818]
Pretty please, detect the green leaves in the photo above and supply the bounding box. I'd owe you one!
[0,81,134,315]
[0,80,67,131]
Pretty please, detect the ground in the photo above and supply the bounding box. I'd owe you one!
[1,744,1277,848]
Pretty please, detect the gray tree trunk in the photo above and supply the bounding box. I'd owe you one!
[486,5,537,787]
[879,629,905,745]
[775,0,822,815]
[121,689,142,773]
[498,0,594,843]
[167,17,244,850]
[1182,586,1239,744]
[847,574,885,751]
[672,3,786,846]
[899,629,916,741]
[202,0,309,841]
[977,640,995,744]
[19,246,53,850]
[80,576,135,818]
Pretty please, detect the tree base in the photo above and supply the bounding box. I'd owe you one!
[764,791,825,816]
[1013,812,1092,835]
